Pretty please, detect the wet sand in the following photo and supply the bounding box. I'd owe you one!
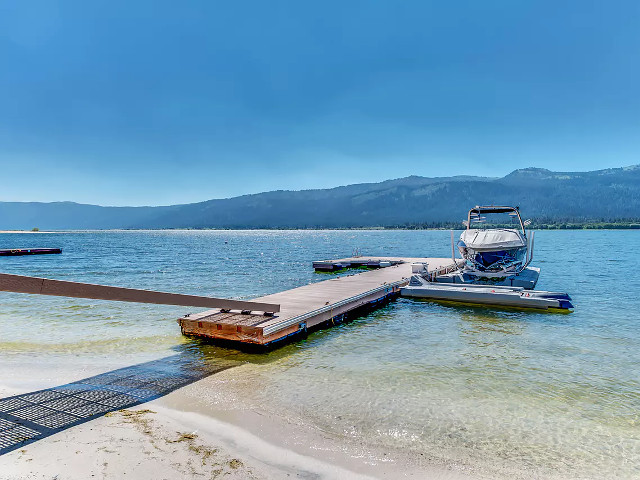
[0,402,469,480]
[0,378,472,480]
[0,354,565,480]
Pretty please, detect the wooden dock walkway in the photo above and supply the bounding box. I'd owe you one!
[178,256,460,348]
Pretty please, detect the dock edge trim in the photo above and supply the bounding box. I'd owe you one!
[262,279,407,336]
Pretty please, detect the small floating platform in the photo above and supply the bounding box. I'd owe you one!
[0,248,62,256]
[178,257,460,348]
[313,256,405,272]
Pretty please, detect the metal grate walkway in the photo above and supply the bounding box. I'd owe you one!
[0,354,233,455]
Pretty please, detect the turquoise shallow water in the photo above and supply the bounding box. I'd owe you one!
[1,230,639,478]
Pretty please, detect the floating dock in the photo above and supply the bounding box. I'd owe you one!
[178,256,461,348]
[313,257,405,272]
[0,248,62,256]
[401,281,574,311]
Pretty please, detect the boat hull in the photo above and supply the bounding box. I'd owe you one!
[458,228,528,273]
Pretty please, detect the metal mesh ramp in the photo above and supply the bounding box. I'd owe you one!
[0,354,234,455]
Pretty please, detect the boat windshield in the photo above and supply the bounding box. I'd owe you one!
[467,209,524,231]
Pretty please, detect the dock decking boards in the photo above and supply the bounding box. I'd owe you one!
[178,257,460,348]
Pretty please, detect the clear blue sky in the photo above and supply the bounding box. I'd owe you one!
[1,0,639,206]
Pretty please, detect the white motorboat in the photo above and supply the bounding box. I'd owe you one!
[400,205,574,311]
[460,205,529,272]
[436,205,540,289]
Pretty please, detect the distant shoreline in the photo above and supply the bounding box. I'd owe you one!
[390,222,640,230]
[2,223,640,233]
[0,230,59,234]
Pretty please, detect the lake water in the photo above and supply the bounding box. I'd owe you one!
[1,230,638,478]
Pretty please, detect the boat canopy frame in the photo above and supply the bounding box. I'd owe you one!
[466,205,526,236]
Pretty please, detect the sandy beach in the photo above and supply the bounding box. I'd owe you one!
[0,405,259,480]
[0,405,384,480]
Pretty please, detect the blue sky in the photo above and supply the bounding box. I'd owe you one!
[1,0,639,206]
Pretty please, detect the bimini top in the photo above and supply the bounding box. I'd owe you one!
[470,205,519,215]
[460,228,526,251]
[466,205,527,234]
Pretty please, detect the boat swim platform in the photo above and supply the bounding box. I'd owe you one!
[177,256,461,349]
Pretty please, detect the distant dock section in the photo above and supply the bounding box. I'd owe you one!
[178,256,462,348]
[312,256,407,272]
[0,248,62,256]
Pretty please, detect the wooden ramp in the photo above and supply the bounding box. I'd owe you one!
[0,273,279,313]
[178,257,460,348]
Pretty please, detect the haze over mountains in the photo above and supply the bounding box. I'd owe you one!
[2,166,640,230]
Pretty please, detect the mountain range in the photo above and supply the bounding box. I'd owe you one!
[2,165,640,230]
